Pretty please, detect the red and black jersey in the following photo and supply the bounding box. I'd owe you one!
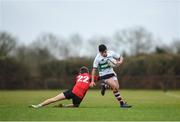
[72,73,98,99]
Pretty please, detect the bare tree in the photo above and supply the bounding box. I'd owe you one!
[33,33,70,59]
[172,39,180,54]
[154,39,180,54]
[13,45,27,62]
[0,32,17,58]
[87,36,110,57]
[114,27,154,55]
[13,44,55,76]
[68,34,83,57]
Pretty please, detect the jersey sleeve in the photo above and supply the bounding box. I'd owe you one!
[90,75,100,81]
[94,76,100,81]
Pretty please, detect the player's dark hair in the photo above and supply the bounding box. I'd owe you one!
[98,44,107,52]
[79,66,89,74]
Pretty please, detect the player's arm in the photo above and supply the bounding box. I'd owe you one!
[90,68,96,87]
[116,56,123,66]
[112,51,123,66]
[90,56,98,87]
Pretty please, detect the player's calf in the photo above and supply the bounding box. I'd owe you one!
[101,82,106,96]
[112,90,132,108]
[101,82,110,96]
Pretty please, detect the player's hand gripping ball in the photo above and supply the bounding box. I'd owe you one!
[107,58,118,67]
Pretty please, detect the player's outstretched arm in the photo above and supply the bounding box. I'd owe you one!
[90,68,96,87]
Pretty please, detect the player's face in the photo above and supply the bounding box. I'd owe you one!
[100,50,107,57]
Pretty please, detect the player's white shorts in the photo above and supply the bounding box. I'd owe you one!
[103,76,118,83]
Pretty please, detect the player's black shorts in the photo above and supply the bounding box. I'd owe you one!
[63,89,82,107]
[100,73,115,80]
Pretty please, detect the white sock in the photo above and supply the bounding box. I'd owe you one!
[37,104,42,107]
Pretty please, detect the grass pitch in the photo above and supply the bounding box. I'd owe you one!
[0,90,180,121]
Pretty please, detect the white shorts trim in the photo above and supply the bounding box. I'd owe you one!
[103,76,118,83]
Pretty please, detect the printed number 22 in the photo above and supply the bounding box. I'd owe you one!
[77,76,89,83]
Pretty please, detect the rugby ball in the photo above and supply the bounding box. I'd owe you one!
[107,58,118,67]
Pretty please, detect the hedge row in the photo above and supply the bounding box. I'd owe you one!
[0,54,180,89]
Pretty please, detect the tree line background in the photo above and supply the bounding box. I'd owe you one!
[0,26,180,90]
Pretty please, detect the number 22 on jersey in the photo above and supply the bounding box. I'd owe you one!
[77,75,89,83]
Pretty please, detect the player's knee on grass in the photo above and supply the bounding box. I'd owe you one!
[73,104,80,107]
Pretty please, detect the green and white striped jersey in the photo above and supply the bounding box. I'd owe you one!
[93,50,120,76]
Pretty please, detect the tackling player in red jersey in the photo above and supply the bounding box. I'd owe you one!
[30,66,98,108]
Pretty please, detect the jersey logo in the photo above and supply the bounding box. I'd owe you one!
[98,60,110,71]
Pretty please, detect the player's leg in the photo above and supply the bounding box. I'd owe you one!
[101,81,107,96]
[114,79,132,108]
[106,77,132,108]
[105,77,123,103]
[101,80,111,96]
[71,93,82,107]
[30,93,66,108]
[55,91,82,108]
[54,103,75,108]
[39,93,66,106]
[112,79,125,105]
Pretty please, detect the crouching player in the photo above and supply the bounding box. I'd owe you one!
[30,66,98,108]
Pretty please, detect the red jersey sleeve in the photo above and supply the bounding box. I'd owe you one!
[95,76,100,81]
[90,75,100,81]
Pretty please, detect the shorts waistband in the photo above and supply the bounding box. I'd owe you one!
[100,73,115,80]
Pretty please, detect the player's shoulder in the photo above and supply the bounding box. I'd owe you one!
[81,73,91,78]
[94,53,101,60]
[95,53,101,57]
[81,73,90,76]
[76,73,90,79]
[107,50,116,56]
[107,50,115,54]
